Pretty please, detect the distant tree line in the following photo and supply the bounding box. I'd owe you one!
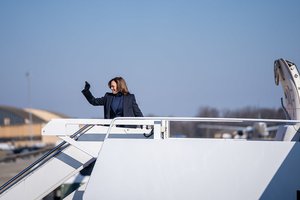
[170,106,285,138]
[196,106,285,119]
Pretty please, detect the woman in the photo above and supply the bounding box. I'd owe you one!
[82,77,143,119]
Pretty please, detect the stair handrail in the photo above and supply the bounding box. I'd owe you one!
[0,124,94,195]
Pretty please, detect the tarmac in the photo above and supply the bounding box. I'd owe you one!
[0,156,38,186]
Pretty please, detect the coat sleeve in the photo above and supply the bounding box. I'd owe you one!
[82,89,105,106]
[131,94,144,117]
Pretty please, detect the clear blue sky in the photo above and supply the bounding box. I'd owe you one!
[1,0,300,118]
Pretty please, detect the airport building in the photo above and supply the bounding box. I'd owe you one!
[0,105,67,147]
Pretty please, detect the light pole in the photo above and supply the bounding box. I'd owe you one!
[26,72,33,145]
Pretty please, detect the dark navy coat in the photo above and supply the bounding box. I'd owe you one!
[82,89,143,119]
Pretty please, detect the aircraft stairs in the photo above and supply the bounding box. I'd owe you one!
[1,117,300,200]
[0,119,155,200]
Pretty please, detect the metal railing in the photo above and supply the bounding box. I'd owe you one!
[0,124,94,195]
[105,116,300,138]
[1,117,299,196]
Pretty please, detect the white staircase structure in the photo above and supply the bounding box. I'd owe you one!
[0,119,155,200]
[0,58,300,200]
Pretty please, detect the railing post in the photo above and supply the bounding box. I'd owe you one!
[153,120,162,139]
[161,120,170,139]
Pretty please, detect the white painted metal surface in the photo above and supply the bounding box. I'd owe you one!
[42,118,155,136]
[1,117,300,199]
[0,145,93,200]
[275,59,300,120]
[274,59,300,141]
[84,139,300,200]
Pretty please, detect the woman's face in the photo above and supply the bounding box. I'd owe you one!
[110,80,118,94]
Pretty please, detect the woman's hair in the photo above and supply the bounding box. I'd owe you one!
[108,76,129,95]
